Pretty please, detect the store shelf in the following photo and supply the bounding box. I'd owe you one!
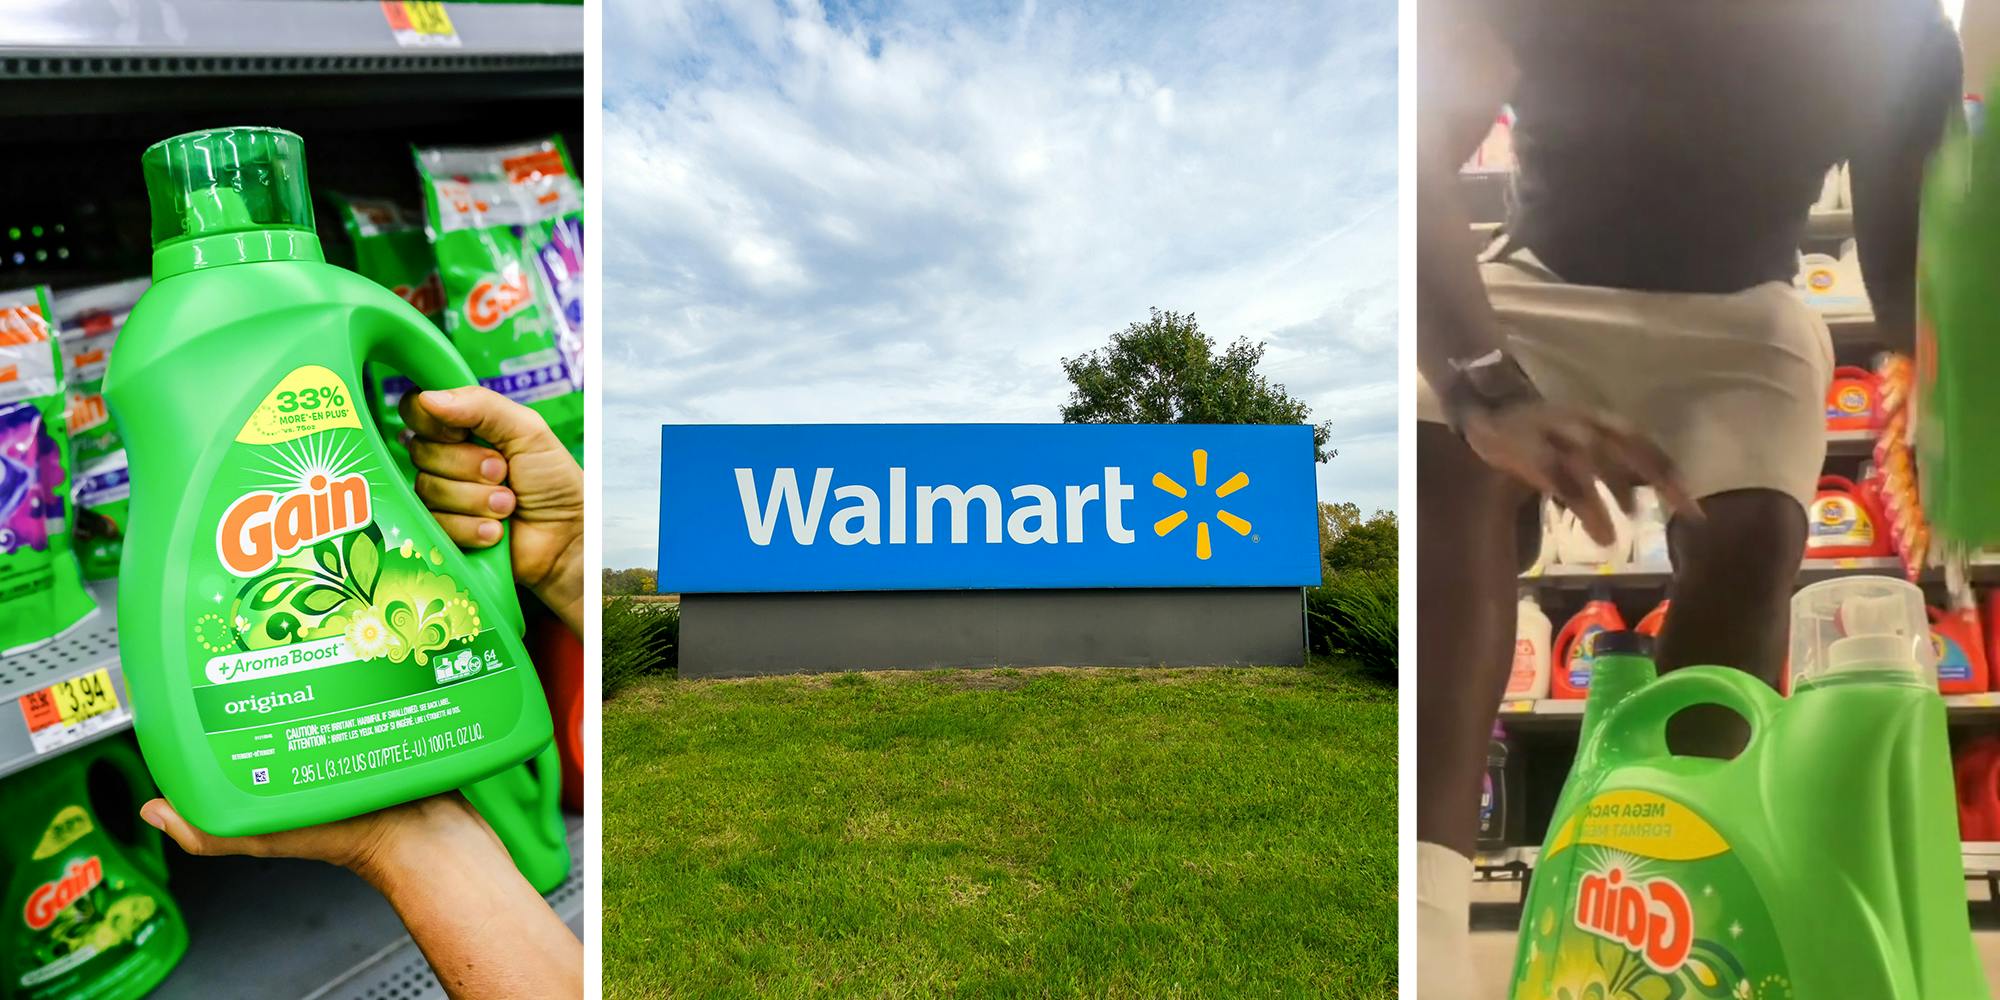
[156,812,584,999]
[0,580,127,781]
[2,1,582,71]
[1524,556,1915,589]
[1498,691,2000,726]
[1826,428,1876,455]
[1805,209,1854,240]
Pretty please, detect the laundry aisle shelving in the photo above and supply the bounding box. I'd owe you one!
[0,581,125,781]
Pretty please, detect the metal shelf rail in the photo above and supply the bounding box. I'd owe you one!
[0,580,128,781]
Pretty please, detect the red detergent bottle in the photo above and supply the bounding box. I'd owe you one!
[1805,475,1892,559]
[1635,599,1670,638]
[1826,365,1883,431]
[1933,600,1990,695]
[1551,593,1626,699]
[1957,737,2000,840]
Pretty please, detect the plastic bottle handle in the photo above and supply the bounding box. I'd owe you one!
[1819,474,1860,492]
[1831,366,1877,382]
[1553,615,1586,673]
[356,304,521,633]
[1596,667,1783,766]
[101,741,171,884]
[530,740,565,843]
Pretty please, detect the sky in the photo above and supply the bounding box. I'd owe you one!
[601,0,1397,569]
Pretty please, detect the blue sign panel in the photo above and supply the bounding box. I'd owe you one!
[658,423,1322,593]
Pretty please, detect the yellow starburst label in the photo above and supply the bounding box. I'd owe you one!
[237,365,361,444]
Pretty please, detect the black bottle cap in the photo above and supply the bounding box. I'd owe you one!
[1592,630,1653,657]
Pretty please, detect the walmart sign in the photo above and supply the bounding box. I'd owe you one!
[657,424,1322,593]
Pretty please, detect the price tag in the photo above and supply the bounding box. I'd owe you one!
[1595,564,1614,575]
[381,2,461,48]
[18,668,129,755]
[1838,557,1860,569]
[1500,699,1535,714]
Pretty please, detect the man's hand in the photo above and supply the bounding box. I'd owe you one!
[399,387,584,635]
[140,794,490,885]
[1461,401,1704,545]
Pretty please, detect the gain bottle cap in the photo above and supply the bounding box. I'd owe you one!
[140,127,321,277]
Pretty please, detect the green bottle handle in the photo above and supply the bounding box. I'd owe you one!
[1596,666,1783,766]
[97,738,171,886]
[354,304,523,636]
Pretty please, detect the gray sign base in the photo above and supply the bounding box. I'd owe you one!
[677,588,1305,679]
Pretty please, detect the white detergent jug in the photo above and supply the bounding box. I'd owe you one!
[1552,481,1633,566]
[1508,591,1553,699]
[1629,487,1670,568]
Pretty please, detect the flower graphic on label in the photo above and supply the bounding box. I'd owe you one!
[345,609,394,660]
[1151,448,1252,560]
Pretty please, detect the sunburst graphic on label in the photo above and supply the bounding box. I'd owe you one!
[246,427,368,492]
[1151,448,1250,560]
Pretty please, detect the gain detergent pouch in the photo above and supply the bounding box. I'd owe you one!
[2,736,187,1000]
[323,193,445,482]
[0,285,99,655]
[51,278,149,580]
[413,137,583,462]
[106,127,550,837]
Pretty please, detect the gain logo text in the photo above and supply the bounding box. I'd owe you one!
[24,856,102,931]
[217,473,371,577]
[1574,865,1694,974]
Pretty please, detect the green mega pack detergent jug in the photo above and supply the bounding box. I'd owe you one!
[2,736,187,1000]
[104,127,552,837]
[1510,577,1985,999]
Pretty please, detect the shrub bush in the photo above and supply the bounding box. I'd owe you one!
[604,597,678,697]
[1307,570,1397,678]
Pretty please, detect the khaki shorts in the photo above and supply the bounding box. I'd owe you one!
[1418,248,1835,510]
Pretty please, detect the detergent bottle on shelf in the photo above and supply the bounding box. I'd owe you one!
[1826,365,1883,431]
[1805,475,1892,559]
[1635,599,1670,638]
[1552,483,1633,567]
[1550,591,1625,699]
[1509,578,1988,999]
[1955,736,2000,841]
[1508,590,1553,700]
[1627,488,1669,568]
[1,735,188,1000]
[1932,597,1989,695]
[104,127,552,837]
[1479,723,1511,852]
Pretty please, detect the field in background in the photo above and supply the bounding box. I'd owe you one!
[601,660,1398,999]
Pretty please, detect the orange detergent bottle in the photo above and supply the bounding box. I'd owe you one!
[1551,594,1626,699]
[1932,600,1990,694]
[1826,365,1883,431]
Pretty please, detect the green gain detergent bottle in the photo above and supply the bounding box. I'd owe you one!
[2,735,187,1000]
[1510,577,1985,1000]
[462,740,569,893]
[103,127,551,837]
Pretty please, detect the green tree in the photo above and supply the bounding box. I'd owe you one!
[603,567,658,596]
[1321,507,1397,577]
[1059,309,1334,462]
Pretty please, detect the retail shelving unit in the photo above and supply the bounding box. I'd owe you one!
[2,5,583,996]
[1462,162,2000,921]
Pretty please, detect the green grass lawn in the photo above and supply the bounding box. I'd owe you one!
[602,660,1398,999]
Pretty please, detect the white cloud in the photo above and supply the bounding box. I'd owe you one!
[601,0,1397,567]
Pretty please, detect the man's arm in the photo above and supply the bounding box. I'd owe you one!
[1850,6,1963,355]
[1414,0,1516,393]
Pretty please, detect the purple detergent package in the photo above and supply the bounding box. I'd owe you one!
[0,286,97,654]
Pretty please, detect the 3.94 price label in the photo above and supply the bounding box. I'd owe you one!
[381,2,462,48]
[18,668,130,755]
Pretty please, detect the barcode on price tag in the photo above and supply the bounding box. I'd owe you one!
[17,668,130,755]
[381,2,462,49]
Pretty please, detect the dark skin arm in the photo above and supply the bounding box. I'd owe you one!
[1417,0,1699,543]
[1849,6,1962,355]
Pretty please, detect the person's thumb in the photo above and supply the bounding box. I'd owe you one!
[411,386,558,457]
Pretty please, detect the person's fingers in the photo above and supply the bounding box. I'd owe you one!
[408,437,507,485]
[398,391,471,444]
[1589,417,1704,521]
[410,387,561,457]
[1544,445,1618,546]
[142,799,269,859]
[430,511,505,548]
[415,472,516,519]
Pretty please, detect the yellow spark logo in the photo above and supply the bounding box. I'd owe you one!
[1151,448,1251,560]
